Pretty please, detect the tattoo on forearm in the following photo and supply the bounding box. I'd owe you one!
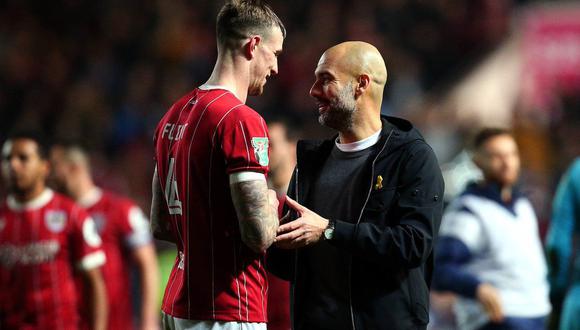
[231,180,278,252]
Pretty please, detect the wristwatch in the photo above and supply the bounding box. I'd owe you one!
[323,220,336,240]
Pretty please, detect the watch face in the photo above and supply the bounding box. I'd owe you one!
[324,228,333,240]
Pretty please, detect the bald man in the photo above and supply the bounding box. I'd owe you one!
[267,42,445,330]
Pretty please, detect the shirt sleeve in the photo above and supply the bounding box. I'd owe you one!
[120,204,153,249]
[70,206,106,271]
[218,107,270,175]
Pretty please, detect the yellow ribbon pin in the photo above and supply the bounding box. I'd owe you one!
[374,175,383,190]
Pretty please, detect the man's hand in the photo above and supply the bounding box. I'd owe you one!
[476,283,504,323]
[274,196,329,249]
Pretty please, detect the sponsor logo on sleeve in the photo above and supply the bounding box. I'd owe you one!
[45,211,67,233]
[129,207,149,232]
[91,212,106,234]
[251,137,269,166]
[83,218,102,247]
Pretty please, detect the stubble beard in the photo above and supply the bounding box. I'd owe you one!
[318,82,357,132]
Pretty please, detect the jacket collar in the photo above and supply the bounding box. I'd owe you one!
[296,115,423,166]
[462,181,524,215]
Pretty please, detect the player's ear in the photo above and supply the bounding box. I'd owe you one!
[245,35,262,60]
[355,74,370,98]
[41,158,51,177]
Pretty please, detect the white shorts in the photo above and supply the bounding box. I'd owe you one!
[161,312,267,330]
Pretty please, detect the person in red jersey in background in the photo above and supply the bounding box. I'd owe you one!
[50,142,160,330]
[0,132,108,330]
[150,1,285,329]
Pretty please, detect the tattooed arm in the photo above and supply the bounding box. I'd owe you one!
[230,172,279,254]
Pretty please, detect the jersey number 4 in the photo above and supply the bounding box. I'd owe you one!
[165,157,183,215]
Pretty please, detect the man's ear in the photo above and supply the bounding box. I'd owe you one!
[42,159,51,177]
[245,35,262,60]
[355,74,371,97]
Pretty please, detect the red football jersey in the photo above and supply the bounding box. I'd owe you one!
[0,189,105,330]
[154,86,270,322]
[76,188,152,330]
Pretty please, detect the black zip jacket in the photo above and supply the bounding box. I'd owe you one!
[267,116,445,330]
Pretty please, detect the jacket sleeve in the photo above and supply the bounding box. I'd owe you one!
[266,168,298,281]
[545,158,580,298]
[329,141,444,269]
[432,236,481,297]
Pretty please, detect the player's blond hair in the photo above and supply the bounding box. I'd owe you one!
[216,0,286,49]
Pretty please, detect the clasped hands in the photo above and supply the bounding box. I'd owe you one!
[268,191,329,249]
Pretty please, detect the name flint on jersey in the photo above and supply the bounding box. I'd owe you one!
[0,240,60,267]
[161,123,188,141]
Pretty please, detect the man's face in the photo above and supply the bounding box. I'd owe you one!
[1,139,49,194]
[475,134,521,187]
[309,54,357,131]
[248,26,284,96]
[48,146,71,193]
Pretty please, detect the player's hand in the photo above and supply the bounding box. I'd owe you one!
[274,196,328,249]
[476,283,504,323]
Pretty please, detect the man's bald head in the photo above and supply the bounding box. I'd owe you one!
[310,41,387,134]
[319,41,387,88]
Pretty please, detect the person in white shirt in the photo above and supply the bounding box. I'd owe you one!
[433,128,550,330]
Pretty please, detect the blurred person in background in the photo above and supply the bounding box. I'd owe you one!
[265,117,299,330]
[0,132,107,330]
[267,118,298,196]
[268,41,445,330]
[433,128,550,330]
[546,158,580,330]
[50,142,160,330]
[150,1,285,329]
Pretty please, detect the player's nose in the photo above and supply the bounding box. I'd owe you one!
[271,63,278,76]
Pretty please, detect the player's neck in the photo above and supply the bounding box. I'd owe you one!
[72,176,97,203]
[206,54,249,103]
[13,182,47,203]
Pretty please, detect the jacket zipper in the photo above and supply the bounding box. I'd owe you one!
[348,130,394,330]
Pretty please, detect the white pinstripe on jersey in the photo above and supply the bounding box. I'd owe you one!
[238,122,251,170]
[185,92,229,318]
[163,91,229,317]
[162,95,195,317]
[210,103,245,320]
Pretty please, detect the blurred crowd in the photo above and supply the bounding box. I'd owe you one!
[0,0,531,208]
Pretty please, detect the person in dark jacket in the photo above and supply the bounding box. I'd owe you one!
[267,41,445,330]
